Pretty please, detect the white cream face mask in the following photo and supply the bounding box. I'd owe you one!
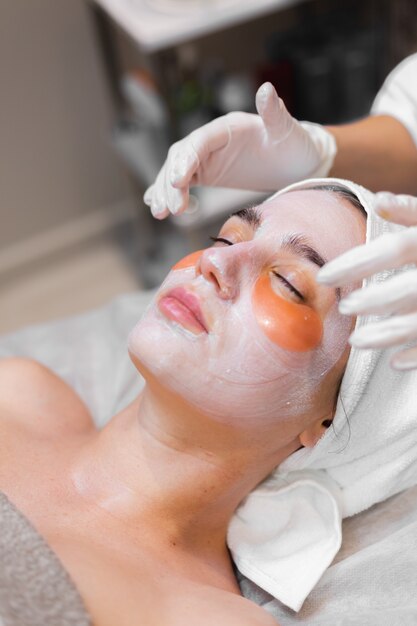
[128,190,365,430]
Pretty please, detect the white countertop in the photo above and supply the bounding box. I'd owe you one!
[93,0,306,53]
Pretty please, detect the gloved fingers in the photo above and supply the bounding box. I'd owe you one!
[349,312,417,349]
[339,269,417,316]
[164,185,188,216]
[170,118,231,187]
[255,82,294,142]
[391,345,417,371]
[199,115,232,155]
[168,141,201,188]
[317,228,417,286]
[144,183,169,219]
[144,116,232,216]
[143,185,153,207]
[145,164,169,218]
[375,191,417,226]
[163,154,190,215]
[143,156,187,218]
[151,184,170,219]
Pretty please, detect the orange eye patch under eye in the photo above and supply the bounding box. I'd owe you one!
[172,249,204,271]
[252,274,323,352]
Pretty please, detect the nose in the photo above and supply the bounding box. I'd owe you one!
[198,244,249,300]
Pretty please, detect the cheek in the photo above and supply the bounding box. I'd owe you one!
[172,249,204,271]
[252,274,323,352]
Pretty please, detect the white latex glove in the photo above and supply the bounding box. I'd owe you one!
[143,82,336,219]
[317,192,417,371]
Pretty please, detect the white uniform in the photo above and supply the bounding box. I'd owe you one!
[371,53,417,147]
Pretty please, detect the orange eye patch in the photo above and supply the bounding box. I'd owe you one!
[252,274,323,352]
[172,249,204,271]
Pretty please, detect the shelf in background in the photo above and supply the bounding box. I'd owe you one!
[93,0,309,53]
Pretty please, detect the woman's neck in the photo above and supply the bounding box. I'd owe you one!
[70,382,299,563]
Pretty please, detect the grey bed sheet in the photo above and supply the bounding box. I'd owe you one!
[1,290,417,626]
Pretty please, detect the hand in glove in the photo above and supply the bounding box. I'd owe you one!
[317,192,417,371]
[144,82,336,219]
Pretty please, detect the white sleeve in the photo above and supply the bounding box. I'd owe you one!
[371,53,417,148]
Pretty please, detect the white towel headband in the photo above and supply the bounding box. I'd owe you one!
[228,178,417,611]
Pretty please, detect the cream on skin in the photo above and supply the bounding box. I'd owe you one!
[71,189,366,579]
[128,190,365,429]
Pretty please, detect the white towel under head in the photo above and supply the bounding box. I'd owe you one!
[228,178,417,612]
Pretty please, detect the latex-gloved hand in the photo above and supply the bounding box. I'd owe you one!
[317,192,417,371]
[144,82,336,219]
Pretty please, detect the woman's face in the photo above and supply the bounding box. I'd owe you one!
[129,190,366,433]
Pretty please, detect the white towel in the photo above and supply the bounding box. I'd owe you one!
[228,178,417,612]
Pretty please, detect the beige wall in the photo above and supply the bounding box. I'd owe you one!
[0,0,131,251]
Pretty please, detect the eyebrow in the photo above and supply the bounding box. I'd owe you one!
[232,206,262,229]
[231,206,341,301]
[231,208,326,267]
[281,233,326,268]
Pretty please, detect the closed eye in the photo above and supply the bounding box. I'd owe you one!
[210,236,306,301]
[273,272,305,301]
[209,236,233,246]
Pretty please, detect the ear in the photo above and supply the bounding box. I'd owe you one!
[299,417,333,448]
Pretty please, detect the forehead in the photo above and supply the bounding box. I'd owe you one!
[256,189,366,260]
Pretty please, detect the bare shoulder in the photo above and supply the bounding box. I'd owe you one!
[231,604,280,626]
[0,357,94,436]
[211,593,281,626]
[218,607,279,626]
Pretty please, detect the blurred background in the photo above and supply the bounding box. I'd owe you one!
[1,0,416,334]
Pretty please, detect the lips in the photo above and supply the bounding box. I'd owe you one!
[158,287,209,334]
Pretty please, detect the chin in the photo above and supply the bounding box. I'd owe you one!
[129,321,290,428]
[127,301,203,383]
[126,287,316,428]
